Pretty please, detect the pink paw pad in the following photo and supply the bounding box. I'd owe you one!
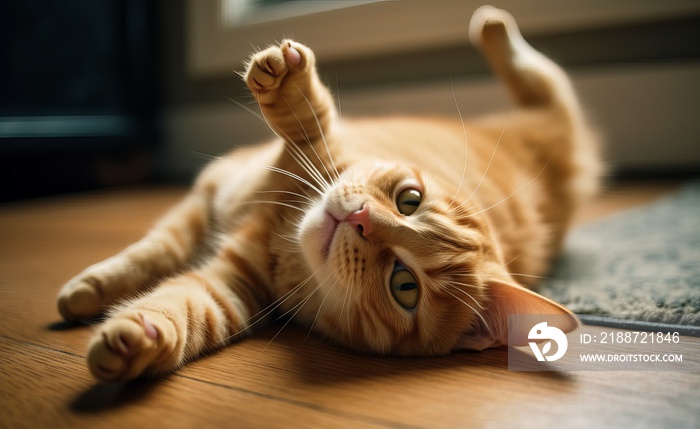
[285,44,301,67]
[141,314,159,340]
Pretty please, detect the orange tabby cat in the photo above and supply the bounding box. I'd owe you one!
[57,6,601,380]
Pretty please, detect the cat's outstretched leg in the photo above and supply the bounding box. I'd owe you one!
[469,5,578,110]
[244,40,335,145]
[86,236,267,381]
[57,189,213,321]
[87,281,231,381]
[87,306,175,380]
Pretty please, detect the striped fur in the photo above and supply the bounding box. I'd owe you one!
[57,6,601,380]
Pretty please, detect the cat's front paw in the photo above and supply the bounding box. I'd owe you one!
[57,261,119,321]
[57,279,101,322]
[244,40,314,105]
[87,311,176,381]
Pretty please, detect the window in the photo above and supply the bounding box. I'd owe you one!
[221,0,374,27]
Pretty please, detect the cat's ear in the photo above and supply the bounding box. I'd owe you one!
[456,279,579,351]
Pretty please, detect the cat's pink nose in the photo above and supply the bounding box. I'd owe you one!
[344,204,372,237]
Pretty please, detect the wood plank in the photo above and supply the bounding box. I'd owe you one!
[0,188,186,355]
[0,337,388,429]
[178,325,700,429]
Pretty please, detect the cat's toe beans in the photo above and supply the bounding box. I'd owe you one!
[282,41,302,67]
[88,339,127,380]
[251,61,279,87]
[258,49,286,75]
[245,40,315,95]
[246,50,286,94]
[141,314,159,340]
[107,318,147,356]
[87,315,162,381]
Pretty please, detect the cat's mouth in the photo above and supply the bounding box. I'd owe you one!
[321,212,340,260]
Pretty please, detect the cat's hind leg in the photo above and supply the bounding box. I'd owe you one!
[57,189,213,321]
[244,40,335,145]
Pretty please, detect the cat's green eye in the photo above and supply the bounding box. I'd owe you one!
[390,262,419,310]
[396,188,422,216]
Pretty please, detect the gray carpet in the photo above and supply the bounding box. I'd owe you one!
[539,181,700,336]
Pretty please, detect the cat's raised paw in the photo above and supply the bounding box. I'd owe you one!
[87,312,174,381]
[244,40,314,105]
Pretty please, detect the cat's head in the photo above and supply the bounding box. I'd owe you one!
[297,161,578,355]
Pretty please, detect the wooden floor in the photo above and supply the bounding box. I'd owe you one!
[1,182,698,429]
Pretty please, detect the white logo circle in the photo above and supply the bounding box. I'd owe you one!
[527,322,568,362]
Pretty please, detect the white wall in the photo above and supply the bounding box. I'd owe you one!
[161,62,700,178]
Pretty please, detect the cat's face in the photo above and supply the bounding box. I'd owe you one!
[298,161,497,355]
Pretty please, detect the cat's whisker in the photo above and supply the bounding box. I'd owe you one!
[278,97,330,185]
[283,138,333,194]
[275,230,300,241]
[503,248,527,269]
[338,273,354,335]
[335,75,343,120]
[187,150,219,161]
[265,281,324,351]
[448,76,469,208]
[282,211,305,222]
[292,82,342,183]
[227,268,323,342]
[465,155,552,219]
[251,87,331,195]
[273,231,302,249]
[300,138,336,190]
[441,277,482,288]
[447,271,546,281]
[254,190,314,203]
[272,292,312,322]
[227,96,265,122]
[281,213,306,233]
[284,199,312,206]
[269,246,302,254]
[333,76,352,175]
[444,289,492,335]
[281,134,330,191]
[292,138,334,193]
[248,69,336,198]
[239,199,307,213]
[272,230,301,245]
[458,102,517,210]
[252,93,331,194]
[507,272,547,281]
[263,165,325,197]
[299,276,340,350]
[258,263,333,350]
[445,282,486,310]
